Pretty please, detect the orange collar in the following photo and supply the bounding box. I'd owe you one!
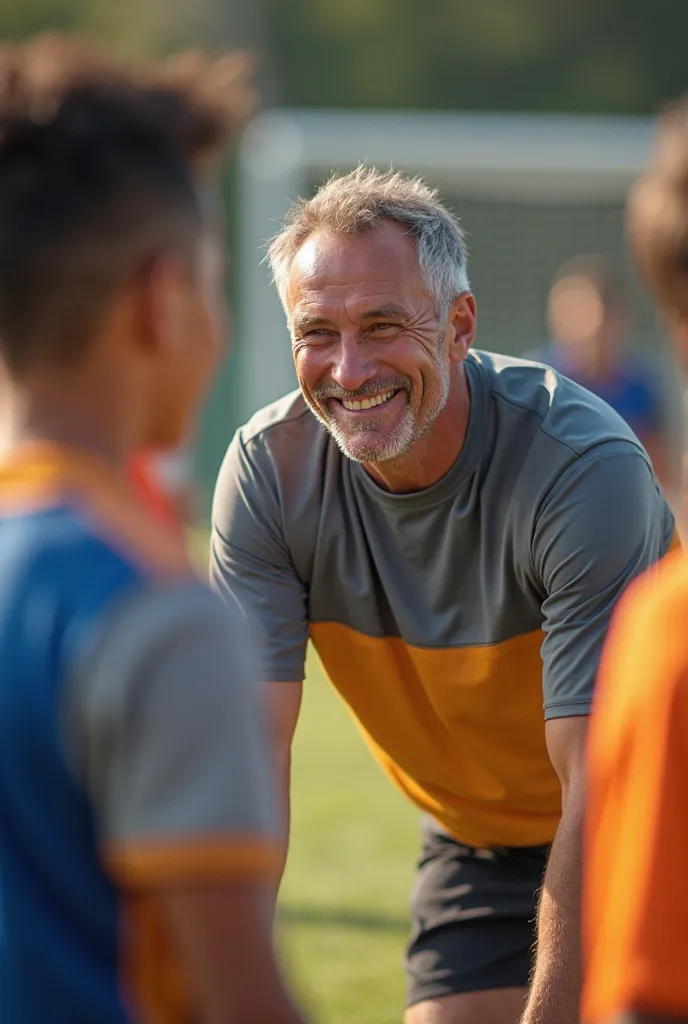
[0,442,191,580]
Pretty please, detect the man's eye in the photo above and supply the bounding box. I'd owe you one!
[369,322,397,333]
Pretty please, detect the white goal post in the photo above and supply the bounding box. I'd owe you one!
[235,108,655,426]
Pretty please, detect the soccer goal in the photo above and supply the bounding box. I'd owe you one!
[233,107,667,427]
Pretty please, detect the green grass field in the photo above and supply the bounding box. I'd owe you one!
[278,646,419,1024]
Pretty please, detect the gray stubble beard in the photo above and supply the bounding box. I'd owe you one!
[308,358,451,464]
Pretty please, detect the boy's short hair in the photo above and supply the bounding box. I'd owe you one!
[0,34,255,372]
[627,98,688,318]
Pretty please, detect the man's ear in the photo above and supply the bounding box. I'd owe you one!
[447,292,477,364]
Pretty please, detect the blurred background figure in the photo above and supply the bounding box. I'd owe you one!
[534,255,680,499]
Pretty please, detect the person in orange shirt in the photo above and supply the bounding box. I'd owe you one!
[583,102,688,1024]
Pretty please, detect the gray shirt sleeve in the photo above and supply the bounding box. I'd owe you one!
[210,430,308,682]
[67,582,280,886]
[532,442,676,720]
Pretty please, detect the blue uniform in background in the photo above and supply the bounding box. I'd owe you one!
[0,443,277,1023]
[530,346,663,443]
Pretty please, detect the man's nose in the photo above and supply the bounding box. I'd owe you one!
[330,334,376,392]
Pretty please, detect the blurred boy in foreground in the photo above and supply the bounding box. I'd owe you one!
[0,34,308,1024]
[583,102,688,1024]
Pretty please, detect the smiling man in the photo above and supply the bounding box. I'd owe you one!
[211,168,676,1024]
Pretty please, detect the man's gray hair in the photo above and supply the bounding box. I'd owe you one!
[267,166,470,321]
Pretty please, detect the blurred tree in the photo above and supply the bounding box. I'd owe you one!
[0,0,183,55]
[1,0,682,114]
[264,0,687,114]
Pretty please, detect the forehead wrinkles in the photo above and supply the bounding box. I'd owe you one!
[293,224,420,275]
[292,281,412,325]
[287,225,429,299]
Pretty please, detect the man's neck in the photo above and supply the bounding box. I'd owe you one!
[362,366,471,494]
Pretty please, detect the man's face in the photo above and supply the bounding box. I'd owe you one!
[287,220,454,463]
[146,222,229,447]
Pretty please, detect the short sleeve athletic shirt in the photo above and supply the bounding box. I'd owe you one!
[583,550,688,1023]
[531,345,665,443]
[211,350,676,849]
[0,444,278,1024]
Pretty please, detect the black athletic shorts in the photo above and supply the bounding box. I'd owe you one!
[406,816,550,1007]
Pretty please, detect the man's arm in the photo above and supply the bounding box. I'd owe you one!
[521,717,587,1024]
[265,680,303,906]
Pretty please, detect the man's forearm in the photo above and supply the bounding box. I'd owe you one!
[522,793,584,1024]
[268,750,292,918]
[264,680,302,918]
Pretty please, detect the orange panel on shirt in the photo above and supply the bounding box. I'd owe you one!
[310,622,561,848]
[583,550,688,1022]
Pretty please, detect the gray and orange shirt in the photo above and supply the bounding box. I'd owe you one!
[211,351,676,849]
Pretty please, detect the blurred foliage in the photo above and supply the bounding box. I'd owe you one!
[265,0,687,113]
[1,0,684,114]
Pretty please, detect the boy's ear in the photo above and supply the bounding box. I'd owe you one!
[133,254,190,354]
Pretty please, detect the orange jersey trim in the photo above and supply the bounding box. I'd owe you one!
[0,442,190,579]
[105,837,281,886]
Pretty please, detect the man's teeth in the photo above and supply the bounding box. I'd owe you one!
[341,389,396,411]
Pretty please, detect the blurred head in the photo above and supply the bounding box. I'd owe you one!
[547,256,628,376]
[0,35,255,449]
[627,99,688,372]
[268,167,475,463]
